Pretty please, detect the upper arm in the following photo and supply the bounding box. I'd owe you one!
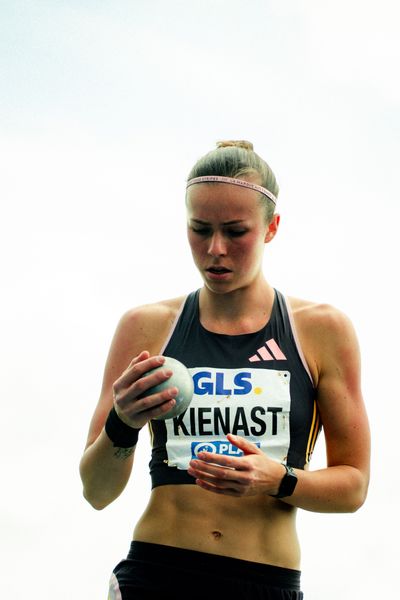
[314,307,370,480]
[83,301,181,449]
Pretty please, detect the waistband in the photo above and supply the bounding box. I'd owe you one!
[128,541,301,590]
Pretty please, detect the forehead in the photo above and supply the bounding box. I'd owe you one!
[186,183,262,221]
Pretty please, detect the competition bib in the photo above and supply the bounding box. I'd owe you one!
[165,367,291,469]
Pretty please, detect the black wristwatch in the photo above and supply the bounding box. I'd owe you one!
[271,464,298,498]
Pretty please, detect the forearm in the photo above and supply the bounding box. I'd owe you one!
[79,429,136,510]
[281,465,369,513]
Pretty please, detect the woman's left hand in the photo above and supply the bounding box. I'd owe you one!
[187,433,285,497]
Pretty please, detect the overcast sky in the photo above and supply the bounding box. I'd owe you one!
[1,2,399,599]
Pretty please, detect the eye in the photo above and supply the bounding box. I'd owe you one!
[190,226,211,236]
[226,229,247,237]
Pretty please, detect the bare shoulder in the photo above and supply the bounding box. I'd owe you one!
[83,295,187,447]
[287,295,360,383]
[94,295,187,418]
[288,295,356,334]
[116,295,187,356]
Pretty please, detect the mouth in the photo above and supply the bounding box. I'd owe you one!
[206,266,231,274]
[205,266,232,280]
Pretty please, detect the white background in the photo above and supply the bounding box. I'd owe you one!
[1,1,399,598]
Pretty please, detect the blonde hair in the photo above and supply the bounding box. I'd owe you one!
[187,140,279,222]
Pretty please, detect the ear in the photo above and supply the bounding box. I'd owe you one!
[264,213,280,244]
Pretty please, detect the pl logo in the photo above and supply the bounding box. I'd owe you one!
[191,440,260,459]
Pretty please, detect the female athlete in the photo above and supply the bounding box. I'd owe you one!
[79,140,370,599]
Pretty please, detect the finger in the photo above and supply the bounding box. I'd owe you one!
[117,391,178,428]
[135,385,179,413]
[122,384,178,417]
[136,396,177,423]
[193,476,243,497]
[192,452,248,471]
[115,355,166,393]
[128,350,150,367]
[226,433,264,456]
[120,351,151,376]
[132,367,175,400]
[188,459,248,484]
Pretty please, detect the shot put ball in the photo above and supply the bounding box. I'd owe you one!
[145,356,194,420]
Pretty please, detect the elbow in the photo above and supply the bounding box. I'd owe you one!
[346,497,365,514]
[346,473,370,513]
[82,487,112,511]
[79,458,113,510]
[349,485,369,513]
[327,467,370,513]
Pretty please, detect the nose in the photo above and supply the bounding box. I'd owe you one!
[207,232,227,257]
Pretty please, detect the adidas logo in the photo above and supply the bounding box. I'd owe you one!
[249,339,287,362]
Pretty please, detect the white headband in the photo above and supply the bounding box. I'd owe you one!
[186,175,277,205]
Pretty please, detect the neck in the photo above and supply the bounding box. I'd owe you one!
[199,279,275,334]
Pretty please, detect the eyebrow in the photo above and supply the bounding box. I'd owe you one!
[190,218,246,225]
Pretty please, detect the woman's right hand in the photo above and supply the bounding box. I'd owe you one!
[112,350,178,428]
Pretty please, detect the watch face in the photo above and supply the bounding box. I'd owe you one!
[278,466,298,498]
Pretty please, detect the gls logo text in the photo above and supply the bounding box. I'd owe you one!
[193,371,252,395]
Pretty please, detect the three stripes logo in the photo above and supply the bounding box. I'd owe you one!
[249,338,287,362]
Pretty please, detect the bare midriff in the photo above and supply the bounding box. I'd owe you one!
[133,484,300,569]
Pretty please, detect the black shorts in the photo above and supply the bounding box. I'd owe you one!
[109,541,303,600]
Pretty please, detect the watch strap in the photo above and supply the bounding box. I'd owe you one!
[271,464,298,499]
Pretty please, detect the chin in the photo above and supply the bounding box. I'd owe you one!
[203,280,240,295]
[203,280,228,293]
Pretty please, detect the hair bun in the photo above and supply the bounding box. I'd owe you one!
[216,140,254,151]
